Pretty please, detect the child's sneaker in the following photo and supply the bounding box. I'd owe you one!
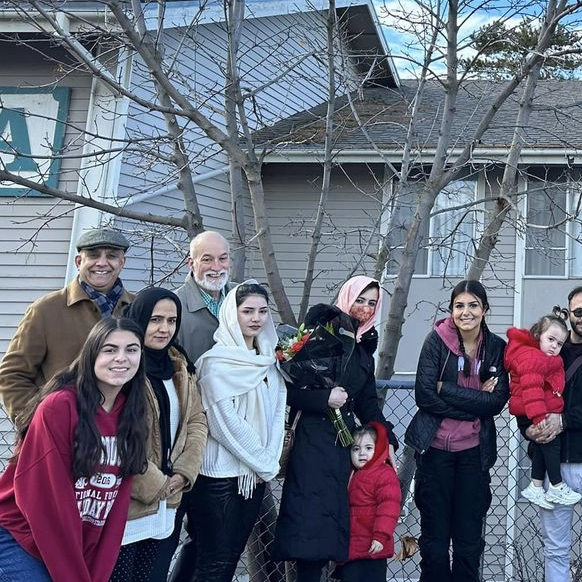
[521,483,555,509]
[545,483,582,506]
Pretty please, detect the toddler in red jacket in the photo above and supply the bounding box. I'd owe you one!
[333,422,401,582]
[505,314,581,509]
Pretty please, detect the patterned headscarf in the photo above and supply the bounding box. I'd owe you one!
[335,275,382,342]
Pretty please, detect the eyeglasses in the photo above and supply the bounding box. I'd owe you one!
[571,308,582,319]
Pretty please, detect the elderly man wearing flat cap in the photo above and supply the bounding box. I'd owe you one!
[0,228,133,424]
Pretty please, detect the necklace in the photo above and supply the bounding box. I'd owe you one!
[465,343,478,357]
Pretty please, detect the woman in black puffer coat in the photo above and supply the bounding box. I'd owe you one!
[405,280,509,582]
[273,276,398,582]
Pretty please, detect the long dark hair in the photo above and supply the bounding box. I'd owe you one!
[16,318,148,478]
[448,280,490,378]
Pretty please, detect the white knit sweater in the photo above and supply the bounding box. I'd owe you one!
[196,281,287,486]
[200,374,286,482]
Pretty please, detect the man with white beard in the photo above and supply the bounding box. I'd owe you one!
[175,230,234,365]
[170,230,234,581]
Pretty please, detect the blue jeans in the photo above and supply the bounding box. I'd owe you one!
[540,462,582,582]
[0,526,51,582]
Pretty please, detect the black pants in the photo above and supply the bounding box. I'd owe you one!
[333,558,387,582]
[296,559,328,582]
[109,536,175,582]
[167,488,197,582]
[414,446,492,582]
[178,475,265,582]
[531,439,562,485]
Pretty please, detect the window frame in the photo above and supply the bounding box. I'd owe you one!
[383,177,478,279]
[523,174,579,280]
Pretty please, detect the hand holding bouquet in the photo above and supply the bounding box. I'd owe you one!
[276,323,354,447]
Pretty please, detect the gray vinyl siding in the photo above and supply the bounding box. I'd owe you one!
[0,43,92,357]
[257,162,383,315]
[117,10,360,290]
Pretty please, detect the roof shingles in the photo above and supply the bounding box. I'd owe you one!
[253,79,582,152]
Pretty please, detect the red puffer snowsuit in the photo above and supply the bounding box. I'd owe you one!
[504,327,565,425]
[347,422,401,561]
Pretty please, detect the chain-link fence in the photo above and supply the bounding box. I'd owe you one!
[1,381,581,581]
[221,380,582,582]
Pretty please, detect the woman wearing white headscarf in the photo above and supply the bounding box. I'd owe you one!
[188,281,286,582]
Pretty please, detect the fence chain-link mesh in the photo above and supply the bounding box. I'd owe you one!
[1,381,581,581]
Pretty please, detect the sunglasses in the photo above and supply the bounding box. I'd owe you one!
[571,308,582,319]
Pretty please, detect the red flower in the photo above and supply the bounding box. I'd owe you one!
[290,333,311,353]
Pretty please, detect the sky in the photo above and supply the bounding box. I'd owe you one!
[371,0,546,77]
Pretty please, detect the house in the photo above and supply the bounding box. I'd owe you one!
[255,79,582,372]
[254,77,582,580]
[0,0,398,357]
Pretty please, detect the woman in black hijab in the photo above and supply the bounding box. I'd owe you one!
[110,287,208,582]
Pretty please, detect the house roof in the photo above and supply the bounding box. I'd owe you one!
[142,0,399,86]
[0,1,398,86]
[257,79,582,163]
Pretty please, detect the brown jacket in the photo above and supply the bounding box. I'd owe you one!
[127,347,208,521]
[0,278,133,423]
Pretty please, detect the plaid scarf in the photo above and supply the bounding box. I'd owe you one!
[79,278,124,318]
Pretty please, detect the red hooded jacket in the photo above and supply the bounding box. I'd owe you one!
[347,422,401,561]
[505,327,565,424]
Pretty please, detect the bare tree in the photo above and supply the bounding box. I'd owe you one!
[1,0,350,322]
[373,0,582,380]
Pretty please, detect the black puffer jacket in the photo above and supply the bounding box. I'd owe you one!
[405,323,509,471]
[272,305,395,562]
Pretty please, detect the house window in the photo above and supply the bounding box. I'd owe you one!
[384,182,428,276]
[385,179,476,277]
[430,180,477,277]
[525,179,567,276]
[568,183,582,277]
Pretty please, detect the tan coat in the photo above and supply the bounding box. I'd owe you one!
[0,278,133,422]
[127,347,208,521]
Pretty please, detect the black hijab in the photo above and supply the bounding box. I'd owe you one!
[126,287,183,475]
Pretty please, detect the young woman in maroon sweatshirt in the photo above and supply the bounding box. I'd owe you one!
[0,317,148,582]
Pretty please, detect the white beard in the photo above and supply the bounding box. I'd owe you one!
[195,270,229,293]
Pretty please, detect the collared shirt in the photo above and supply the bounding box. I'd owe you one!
[199,286,226,318]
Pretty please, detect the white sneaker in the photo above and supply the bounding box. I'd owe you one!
[521,483,555,509]
[545,483,582,506]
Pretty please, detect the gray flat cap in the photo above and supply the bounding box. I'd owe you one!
[76,228,130,252]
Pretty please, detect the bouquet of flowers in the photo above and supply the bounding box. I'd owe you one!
[276,323,354,447]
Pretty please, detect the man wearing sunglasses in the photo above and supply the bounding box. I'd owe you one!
[525,286,582,582]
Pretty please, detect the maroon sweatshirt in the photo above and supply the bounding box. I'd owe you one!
[0,387,132,582]
[431,317,482,452]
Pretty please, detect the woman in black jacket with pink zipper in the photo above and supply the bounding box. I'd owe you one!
[405,280,509,582]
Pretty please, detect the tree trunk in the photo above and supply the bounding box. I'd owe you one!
[376,183,440,379]
[245,162,297,325]
[225,0,247,282]
[467,16,550,279]
[298,0,337,322]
